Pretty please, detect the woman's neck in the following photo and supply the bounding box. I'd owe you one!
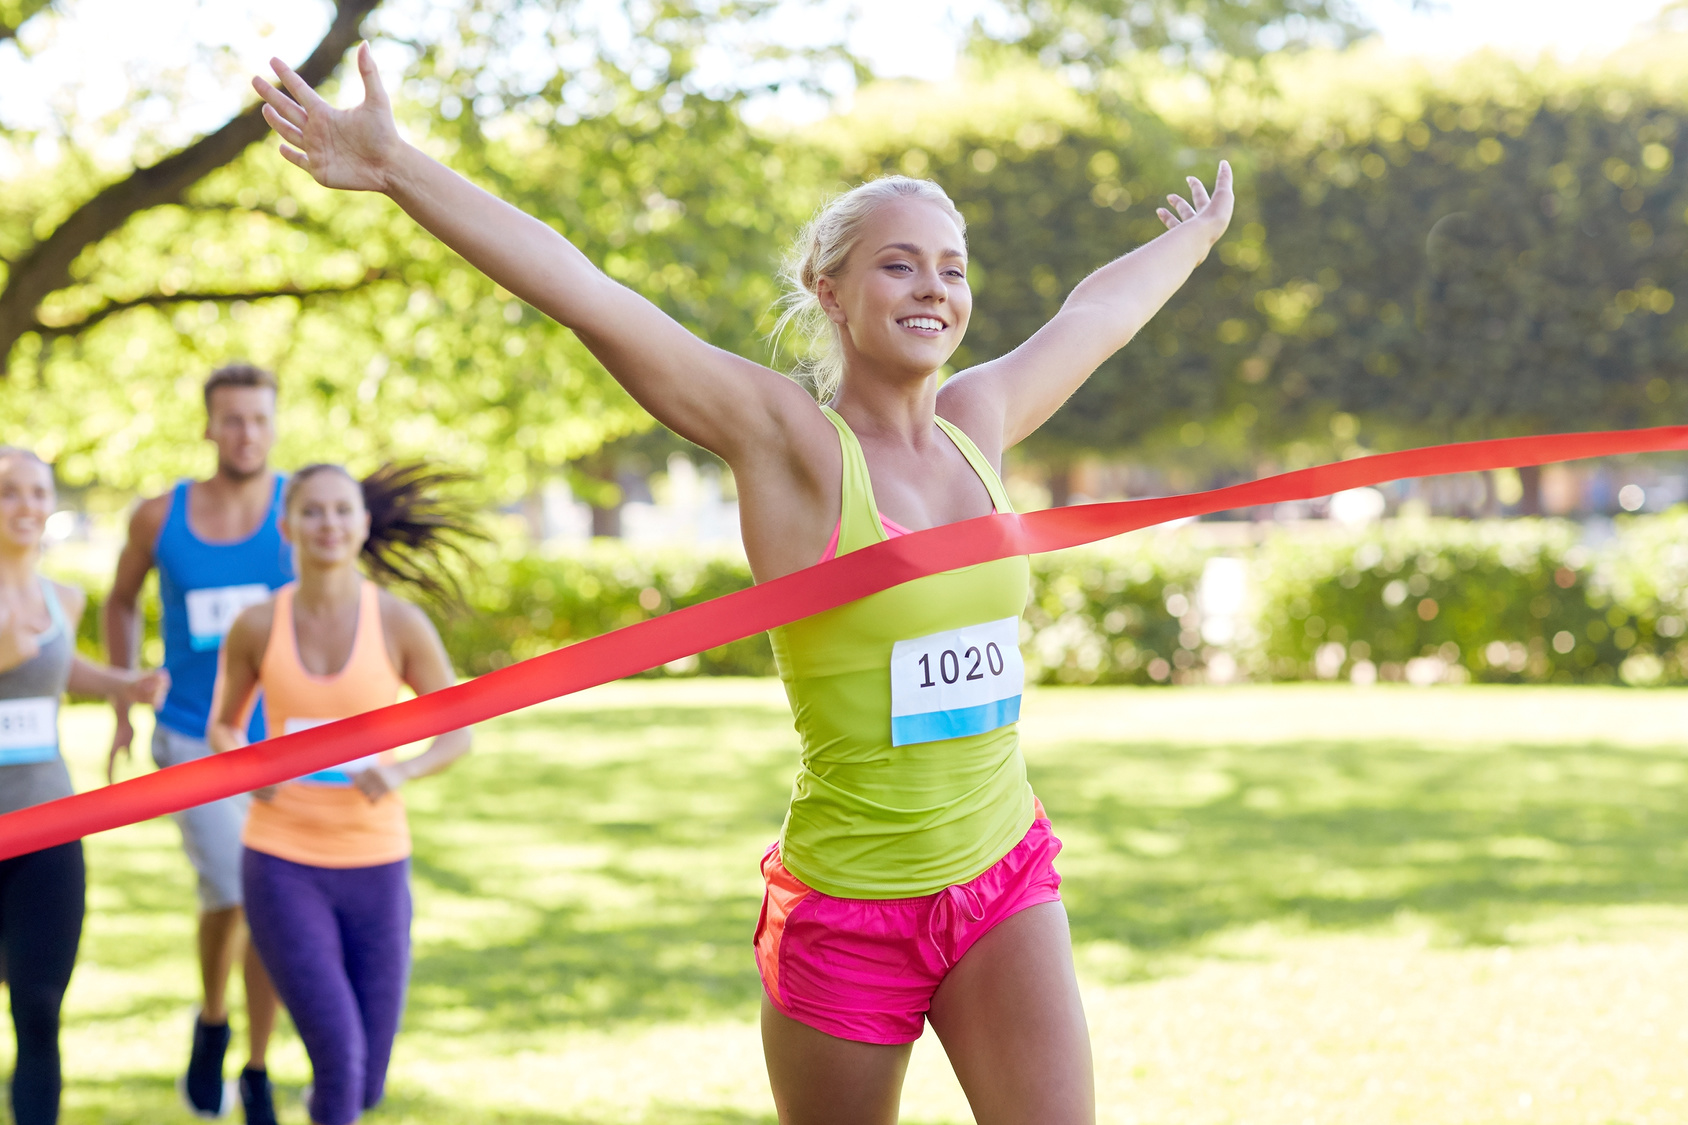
[294,562,363,611]
[830,368,941,447]
[0,545,38,593]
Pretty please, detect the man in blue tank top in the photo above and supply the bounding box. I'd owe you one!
[105,363,292,1124]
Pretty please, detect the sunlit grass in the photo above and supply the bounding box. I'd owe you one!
[10,682,1688,1123]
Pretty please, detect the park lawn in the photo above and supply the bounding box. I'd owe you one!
[12,681,1688,1124]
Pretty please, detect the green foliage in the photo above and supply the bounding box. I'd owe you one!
[0,0,55,41]
[1254,514,1688,685]
[1,0,826,506]
[423,514,1688,689]
[979,0,1367,70]
[1022,540,1205,684]
[441,544,773,677]
[826,54,1688,466]
[1236,64,1688,449]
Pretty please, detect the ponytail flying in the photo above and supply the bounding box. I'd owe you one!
[284,462,484,606]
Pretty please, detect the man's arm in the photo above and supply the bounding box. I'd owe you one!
[103,494,168,782]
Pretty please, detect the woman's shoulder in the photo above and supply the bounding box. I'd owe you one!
[43,577,85,621]
[227,596,280,655]
[374,587,438,642]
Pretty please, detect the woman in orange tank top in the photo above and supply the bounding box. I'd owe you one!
[208,463,477,1125]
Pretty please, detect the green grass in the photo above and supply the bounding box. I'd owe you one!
[15,682,1688,1123]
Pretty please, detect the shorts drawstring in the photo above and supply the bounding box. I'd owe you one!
[929,881,986,969]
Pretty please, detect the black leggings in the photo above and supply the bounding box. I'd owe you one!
[0,842,84,1125]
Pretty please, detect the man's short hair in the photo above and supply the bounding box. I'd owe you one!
[203,362,278,412]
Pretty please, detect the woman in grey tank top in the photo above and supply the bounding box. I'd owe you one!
[0,448,168,1125]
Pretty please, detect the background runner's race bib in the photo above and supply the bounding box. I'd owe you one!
[185,584,272,652]
[283,717,383,786]
[889,617,1024,747]
[0,696,59,766]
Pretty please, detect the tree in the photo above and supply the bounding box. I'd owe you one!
[822,52,1688,489]
[1,0,837,503]
[0,0,384,375]
[977,0,1370,71]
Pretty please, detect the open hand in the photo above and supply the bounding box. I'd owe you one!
[1156,160,1235,242]
[253,42,401,192]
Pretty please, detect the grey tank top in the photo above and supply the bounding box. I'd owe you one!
[0,579,75,816]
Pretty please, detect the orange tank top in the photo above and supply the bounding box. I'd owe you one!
[241,581,409,868]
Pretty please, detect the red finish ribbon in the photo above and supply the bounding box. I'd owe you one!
[4,424,1686,859]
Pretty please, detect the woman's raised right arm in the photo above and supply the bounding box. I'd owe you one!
[253,45,823,465]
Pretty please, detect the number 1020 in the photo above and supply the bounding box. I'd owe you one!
[917,642,1007,687]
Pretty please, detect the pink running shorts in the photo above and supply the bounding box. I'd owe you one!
[754,800,1064,1044]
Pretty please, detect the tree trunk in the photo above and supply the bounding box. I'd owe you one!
[1517,464,1543,516]
[591,504,622,538]
[1047,460,1072,508]
[0,0,383,374]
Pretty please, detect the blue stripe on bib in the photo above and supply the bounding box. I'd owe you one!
[890,695,1022,747]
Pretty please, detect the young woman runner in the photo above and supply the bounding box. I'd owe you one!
[206,463,473,1125]
[0,447,169,1125]
[254,46,1232,1124]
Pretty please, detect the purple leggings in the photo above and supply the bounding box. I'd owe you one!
[242,849,411,1125]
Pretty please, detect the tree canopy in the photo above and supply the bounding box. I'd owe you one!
[4,1,1682,516]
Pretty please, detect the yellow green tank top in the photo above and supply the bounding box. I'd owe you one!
[770,406,1034,899]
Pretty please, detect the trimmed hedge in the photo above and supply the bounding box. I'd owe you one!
[1253,521,1671,686]
[45,513,1688,687]
[443,515,1688,687]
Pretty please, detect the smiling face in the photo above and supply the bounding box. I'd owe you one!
[281,468,370,573]
[818,197,970,387]
[0,453,53,558]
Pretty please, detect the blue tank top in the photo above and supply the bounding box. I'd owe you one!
[154,476,293,740]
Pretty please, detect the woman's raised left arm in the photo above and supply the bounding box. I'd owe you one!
[940,162,1234,453]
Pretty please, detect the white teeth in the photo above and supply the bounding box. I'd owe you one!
[901,317,944,331]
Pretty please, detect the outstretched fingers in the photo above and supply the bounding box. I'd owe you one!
[261,103,306,149]
[1165,193,1198,221]
[252,75,307,128]
[270,57,328,113]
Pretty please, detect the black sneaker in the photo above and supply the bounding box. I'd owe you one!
[180,1014,233,1118]
[239,1067,276,1125]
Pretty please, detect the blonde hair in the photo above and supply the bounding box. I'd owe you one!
[772,176,967,401]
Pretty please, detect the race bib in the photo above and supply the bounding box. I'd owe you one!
[283,717,383,787]
[0,696,59,766]
[185,584,272,652]
[889,617,1024,747]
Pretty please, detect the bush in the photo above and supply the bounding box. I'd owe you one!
[442,545,770,678]
[1022,540,1208,685]
[1254,521,1631,684]
[440,516,1688,689]
[43,514,1688,690]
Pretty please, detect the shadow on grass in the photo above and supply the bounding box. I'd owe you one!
[379,1086,777,1125]
[77,694,1688,1039]
[62,1076,777,1125]
[401,703,794,1032]
[1035,736,1688,955]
